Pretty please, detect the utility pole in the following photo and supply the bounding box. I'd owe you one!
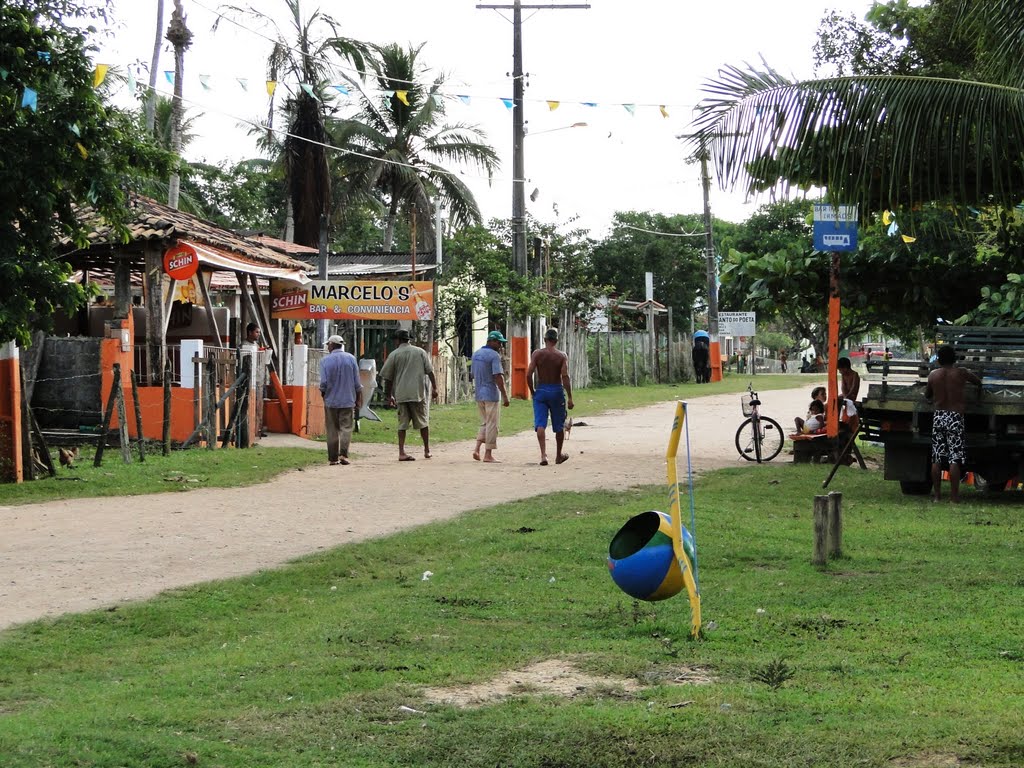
[699,147,723,382]
[477,1,590,398]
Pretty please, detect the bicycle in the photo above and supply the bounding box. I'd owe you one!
[734,383,785,463]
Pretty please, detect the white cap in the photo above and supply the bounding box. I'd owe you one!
[327,335,344,346]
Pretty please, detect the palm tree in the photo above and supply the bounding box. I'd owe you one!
[214,1,370,247]
[329,42,500,251]
[687,2,1024,213]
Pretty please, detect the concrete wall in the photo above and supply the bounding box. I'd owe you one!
[33,337,102,430]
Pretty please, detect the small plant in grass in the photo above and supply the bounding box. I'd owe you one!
[752,658,795,689]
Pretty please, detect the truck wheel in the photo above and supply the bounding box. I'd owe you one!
[974,475,1006,494]
[899,480,932,495]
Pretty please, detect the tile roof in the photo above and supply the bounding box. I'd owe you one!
[67,195,310,272]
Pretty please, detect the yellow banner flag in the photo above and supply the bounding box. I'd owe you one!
[76,142,88,159]
[659,104,669,118]
[901,234,917,243]
[93,64,109,88]
[266,80,277,96]
[546,100,560,111]
[395,90,409,105]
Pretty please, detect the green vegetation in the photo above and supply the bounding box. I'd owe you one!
[2,464,1022,767]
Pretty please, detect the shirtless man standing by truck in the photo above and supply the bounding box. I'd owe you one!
[925,345,982,503]
[527,327,575,466]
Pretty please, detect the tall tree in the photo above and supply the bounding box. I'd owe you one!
[0,0,168,345]
[215,0,370,247]
[330,42,500,251]
[144,0,164,133]
[590,211,719,323]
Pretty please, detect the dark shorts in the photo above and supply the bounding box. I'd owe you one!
[932,410,966,465]
[533,384,567,432]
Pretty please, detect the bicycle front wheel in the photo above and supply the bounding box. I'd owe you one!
[735,416,785,463]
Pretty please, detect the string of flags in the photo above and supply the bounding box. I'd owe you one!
[882,210,916,244]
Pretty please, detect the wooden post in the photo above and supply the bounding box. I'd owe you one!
[620,330,626,384]
[238,354,251,447]
[162,360,172,455]
[144,242,168,386]
[827,491,843,559]
[94,363,122,467]
[826,251,841,438]
[632,333,638,386]
[812,495,829,567]
[205,363,217,450]
[115,370,132,464]
[131,370,146,462]
[595,332,602,377]
[193,352,201,435]
[667,307,674,383]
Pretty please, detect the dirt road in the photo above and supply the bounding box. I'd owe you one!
[0,384,821,630]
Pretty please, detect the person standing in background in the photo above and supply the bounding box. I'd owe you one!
[379,329,438,461]
[319,335,361,466]
[527,327,574,466]
[471,330,510,463]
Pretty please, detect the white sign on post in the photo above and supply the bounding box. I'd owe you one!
[718,311,756,337]
[644,271,654,302]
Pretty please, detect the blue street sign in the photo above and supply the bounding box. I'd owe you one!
[813,204,859,252]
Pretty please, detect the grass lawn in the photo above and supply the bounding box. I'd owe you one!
[0,375,810,506]
[1,463,1022,767]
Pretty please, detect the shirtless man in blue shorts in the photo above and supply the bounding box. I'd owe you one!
[526,327,575,466]
[925,345,981,503]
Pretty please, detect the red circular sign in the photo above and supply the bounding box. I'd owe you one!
[163,243,199,281]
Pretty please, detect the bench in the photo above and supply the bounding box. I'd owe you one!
[790,431,867,468]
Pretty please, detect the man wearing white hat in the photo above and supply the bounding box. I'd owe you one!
[319,335,362,466]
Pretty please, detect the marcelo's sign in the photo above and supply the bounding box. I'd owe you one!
[270,280,434,321]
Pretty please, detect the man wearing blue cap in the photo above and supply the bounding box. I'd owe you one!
[471,330,510,462]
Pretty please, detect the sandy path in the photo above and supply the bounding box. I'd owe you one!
[0,383,819,630]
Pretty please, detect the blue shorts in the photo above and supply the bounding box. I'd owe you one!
[533,384,567,432]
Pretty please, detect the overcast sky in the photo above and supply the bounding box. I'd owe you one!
[98,0,878,235]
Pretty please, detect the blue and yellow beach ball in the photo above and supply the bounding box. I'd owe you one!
[607,510,695,601]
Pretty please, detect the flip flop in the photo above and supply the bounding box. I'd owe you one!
[472,452,480,461]
[399,455,416,462]
[555,453,569,465]
[539,459,549,466]
[339,458,350,466]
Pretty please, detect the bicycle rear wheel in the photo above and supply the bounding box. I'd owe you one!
[735,416,785,463]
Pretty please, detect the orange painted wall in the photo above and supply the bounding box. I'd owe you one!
[0,345,23,483]
[134,387,199,443]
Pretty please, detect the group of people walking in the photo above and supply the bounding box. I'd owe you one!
[317,327,573,468]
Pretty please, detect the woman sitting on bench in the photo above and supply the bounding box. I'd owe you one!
[794,387,827,433]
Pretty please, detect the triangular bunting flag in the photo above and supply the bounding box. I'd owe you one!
[501,98,513,109]
[432,94,443,106]
[582,102,597,107]
[659,105,669,118]
[901,234,916,243]
[21,87,37,111]
[623,104,635,115]
[37,51,51,63]
[126,70,137,94]
[0,68,8,80]
[546,100,560,111]
[887,221,899,237]
[69,123,81,137]
[882,210,892,225]
[237,78,248,91]
[266,80,277,96]
[300,83,317,99]
[395,90,409,105]
[199,75,211,91]
[93,64,109,88]
[164,71,174,84]
[332,84,349,96]
[76,142,88,159]
[458,94,470,105]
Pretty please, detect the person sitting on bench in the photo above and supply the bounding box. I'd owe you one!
[794,386,827,433]
[801,399,827,434]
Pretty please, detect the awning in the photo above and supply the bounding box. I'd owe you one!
[181,240,311,283]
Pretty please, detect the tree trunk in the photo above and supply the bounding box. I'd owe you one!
[144,0,164,133]
[383,195,399,252]
[165,1,192,209]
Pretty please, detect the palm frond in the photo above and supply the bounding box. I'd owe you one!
[691,60,1024,209]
